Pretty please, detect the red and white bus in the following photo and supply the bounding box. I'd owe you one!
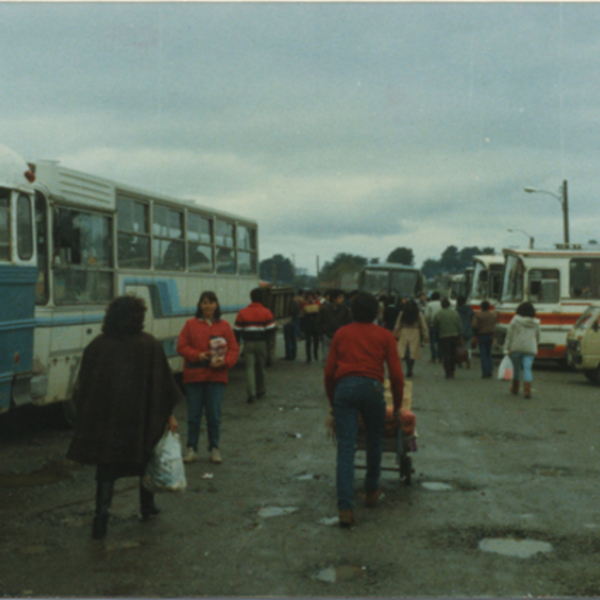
[468,255,504,311]
[493,244,600,360]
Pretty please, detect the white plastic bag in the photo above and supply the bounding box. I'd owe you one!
[142,431,187,493]
[497,354,514,381]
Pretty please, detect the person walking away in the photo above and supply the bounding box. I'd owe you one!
[283,291,301,360]
[472,300,498,378]
[324,292,404,528]
[294,289,305,340]
[424,291,443,362]
[456,295,475,368]
[393,298,429,377]
[417,292,427,313]
[67,296,183,540]
[382,295,401,331]
[301,290,321,363]
[317,289,353,363]
[433,297,463,379]
[503,302,540,398]
[234,288,276,403]
[177,291,239,464]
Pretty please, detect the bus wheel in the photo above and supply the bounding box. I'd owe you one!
[584,368,600,385]
[60,398,77,429]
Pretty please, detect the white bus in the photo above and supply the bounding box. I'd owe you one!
[0,144,259,422]
[493,244,600,360]
[468,255,504,310]
[358,263,424,299]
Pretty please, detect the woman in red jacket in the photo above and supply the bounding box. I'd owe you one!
[177,291,239,464]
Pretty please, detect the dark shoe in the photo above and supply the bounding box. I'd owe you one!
[510,380,520,395]
[338,509,355,528]
[92,514,109,539]
[247,395,256,404]
[523,382,532,399]
[140,485,161,521]
[365,488,382,508]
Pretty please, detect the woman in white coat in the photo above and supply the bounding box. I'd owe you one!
[393,299,429,377]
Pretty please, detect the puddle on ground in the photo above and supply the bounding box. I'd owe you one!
[0,460,81,488]
[312,565,367,583]
[422,482,453,491]
[257,506,298,518]
[479,537,553,558]
[317,516,339,526]
[296,474,314,481]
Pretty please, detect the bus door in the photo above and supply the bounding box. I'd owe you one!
[0,188,37,411]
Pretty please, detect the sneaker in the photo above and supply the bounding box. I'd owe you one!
[182,447,200,463]
[210,448,222,464]
[338,509,355,528]
[365,487,383,508]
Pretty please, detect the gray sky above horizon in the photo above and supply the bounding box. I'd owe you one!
[2,2,599,274]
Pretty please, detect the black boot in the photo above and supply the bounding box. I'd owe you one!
[140,484,161,521]
[92,480,114,539]
[406,359,414,377]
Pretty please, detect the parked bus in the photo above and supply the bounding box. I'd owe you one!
[493,244,600,360]
[0,144,260,422]
[468,255,504,310]
[358,263,424,299]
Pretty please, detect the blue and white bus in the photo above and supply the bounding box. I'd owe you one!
[0,144,259,422]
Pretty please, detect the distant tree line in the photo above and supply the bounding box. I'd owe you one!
[258,245,494,289]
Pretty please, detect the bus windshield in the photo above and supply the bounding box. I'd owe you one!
[390,270,420,297]
[361,270,389,295]
[470,262,488,300]
[501,255,524,303]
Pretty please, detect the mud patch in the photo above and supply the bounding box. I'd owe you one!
[0,459,82,488]
[311,564,367,583]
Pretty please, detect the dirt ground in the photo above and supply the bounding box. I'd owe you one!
[1,335,600,597]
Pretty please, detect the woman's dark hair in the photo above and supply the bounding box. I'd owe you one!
[516,301,536,318]
[400,299,420,326]
[351,292,379,323]
[441,297,451,309]
[195,290,222,321]
[481,300,491,311]
[102,295,147,338]
[431,291,441,301]
[457,295,467,307]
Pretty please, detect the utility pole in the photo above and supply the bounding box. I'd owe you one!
[316,256,320,278]
[562,180,569,244]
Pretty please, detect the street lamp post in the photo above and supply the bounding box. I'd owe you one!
[524,180,569,244]
[507,228,534,249]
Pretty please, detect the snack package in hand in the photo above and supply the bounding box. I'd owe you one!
[209,336,227,366]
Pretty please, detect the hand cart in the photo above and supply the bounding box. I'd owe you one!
[355,381,416,485]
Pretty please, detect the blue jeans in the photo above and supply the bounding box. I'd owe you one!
[429,326,443,361]
[333,376,386,510]
[184,382,225,452]
[510,352,535,383]
[478,334,494,377]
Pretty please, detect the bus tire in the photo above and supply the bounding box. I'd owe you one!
[584,368,600,385]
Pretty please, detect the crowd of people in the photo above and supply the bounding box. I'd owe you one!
[66,285,541,536]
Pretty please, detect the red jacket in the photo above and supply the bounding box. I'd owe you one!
[234,302,276,342]
[324,322,404,411]
[177,318,239,384]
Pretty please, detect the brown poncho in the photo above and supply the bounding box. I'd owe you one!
[67,332,183,466]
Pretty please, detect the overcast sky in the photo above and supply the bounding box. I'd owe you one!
[2,2,599,274]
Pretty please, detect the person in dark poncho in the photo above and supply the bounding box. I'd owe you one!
[67,295,183,540]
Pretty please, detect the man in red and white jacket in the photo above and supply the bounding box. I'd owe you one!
[234,288,276,403]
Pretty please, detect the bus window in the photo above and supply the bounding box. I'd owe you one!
[117,196,150,269]
[361,270,389,295]
[187,213,213,272]
[237,225,257,275]
[528,269,559,303]
[216,219,235,274]
[153,205,184,271]
[35,192,49,305]
[16,193,34,261]
[570,259,600,299]
[0,189,9,261]
[53,208,113,305]
[390,270,419,297]
[501,255,524,303]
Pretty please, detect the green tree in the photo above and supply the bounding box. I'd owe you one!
[386,247,415,266]
[319,253,368,286]
[259,254,295,284]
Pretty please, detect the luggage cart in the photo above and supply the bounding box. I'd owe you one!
[355,381,416,485]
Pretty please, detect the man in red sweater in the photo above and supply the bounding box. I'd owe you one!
[324,292,404,528]
[234,288,276,403]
